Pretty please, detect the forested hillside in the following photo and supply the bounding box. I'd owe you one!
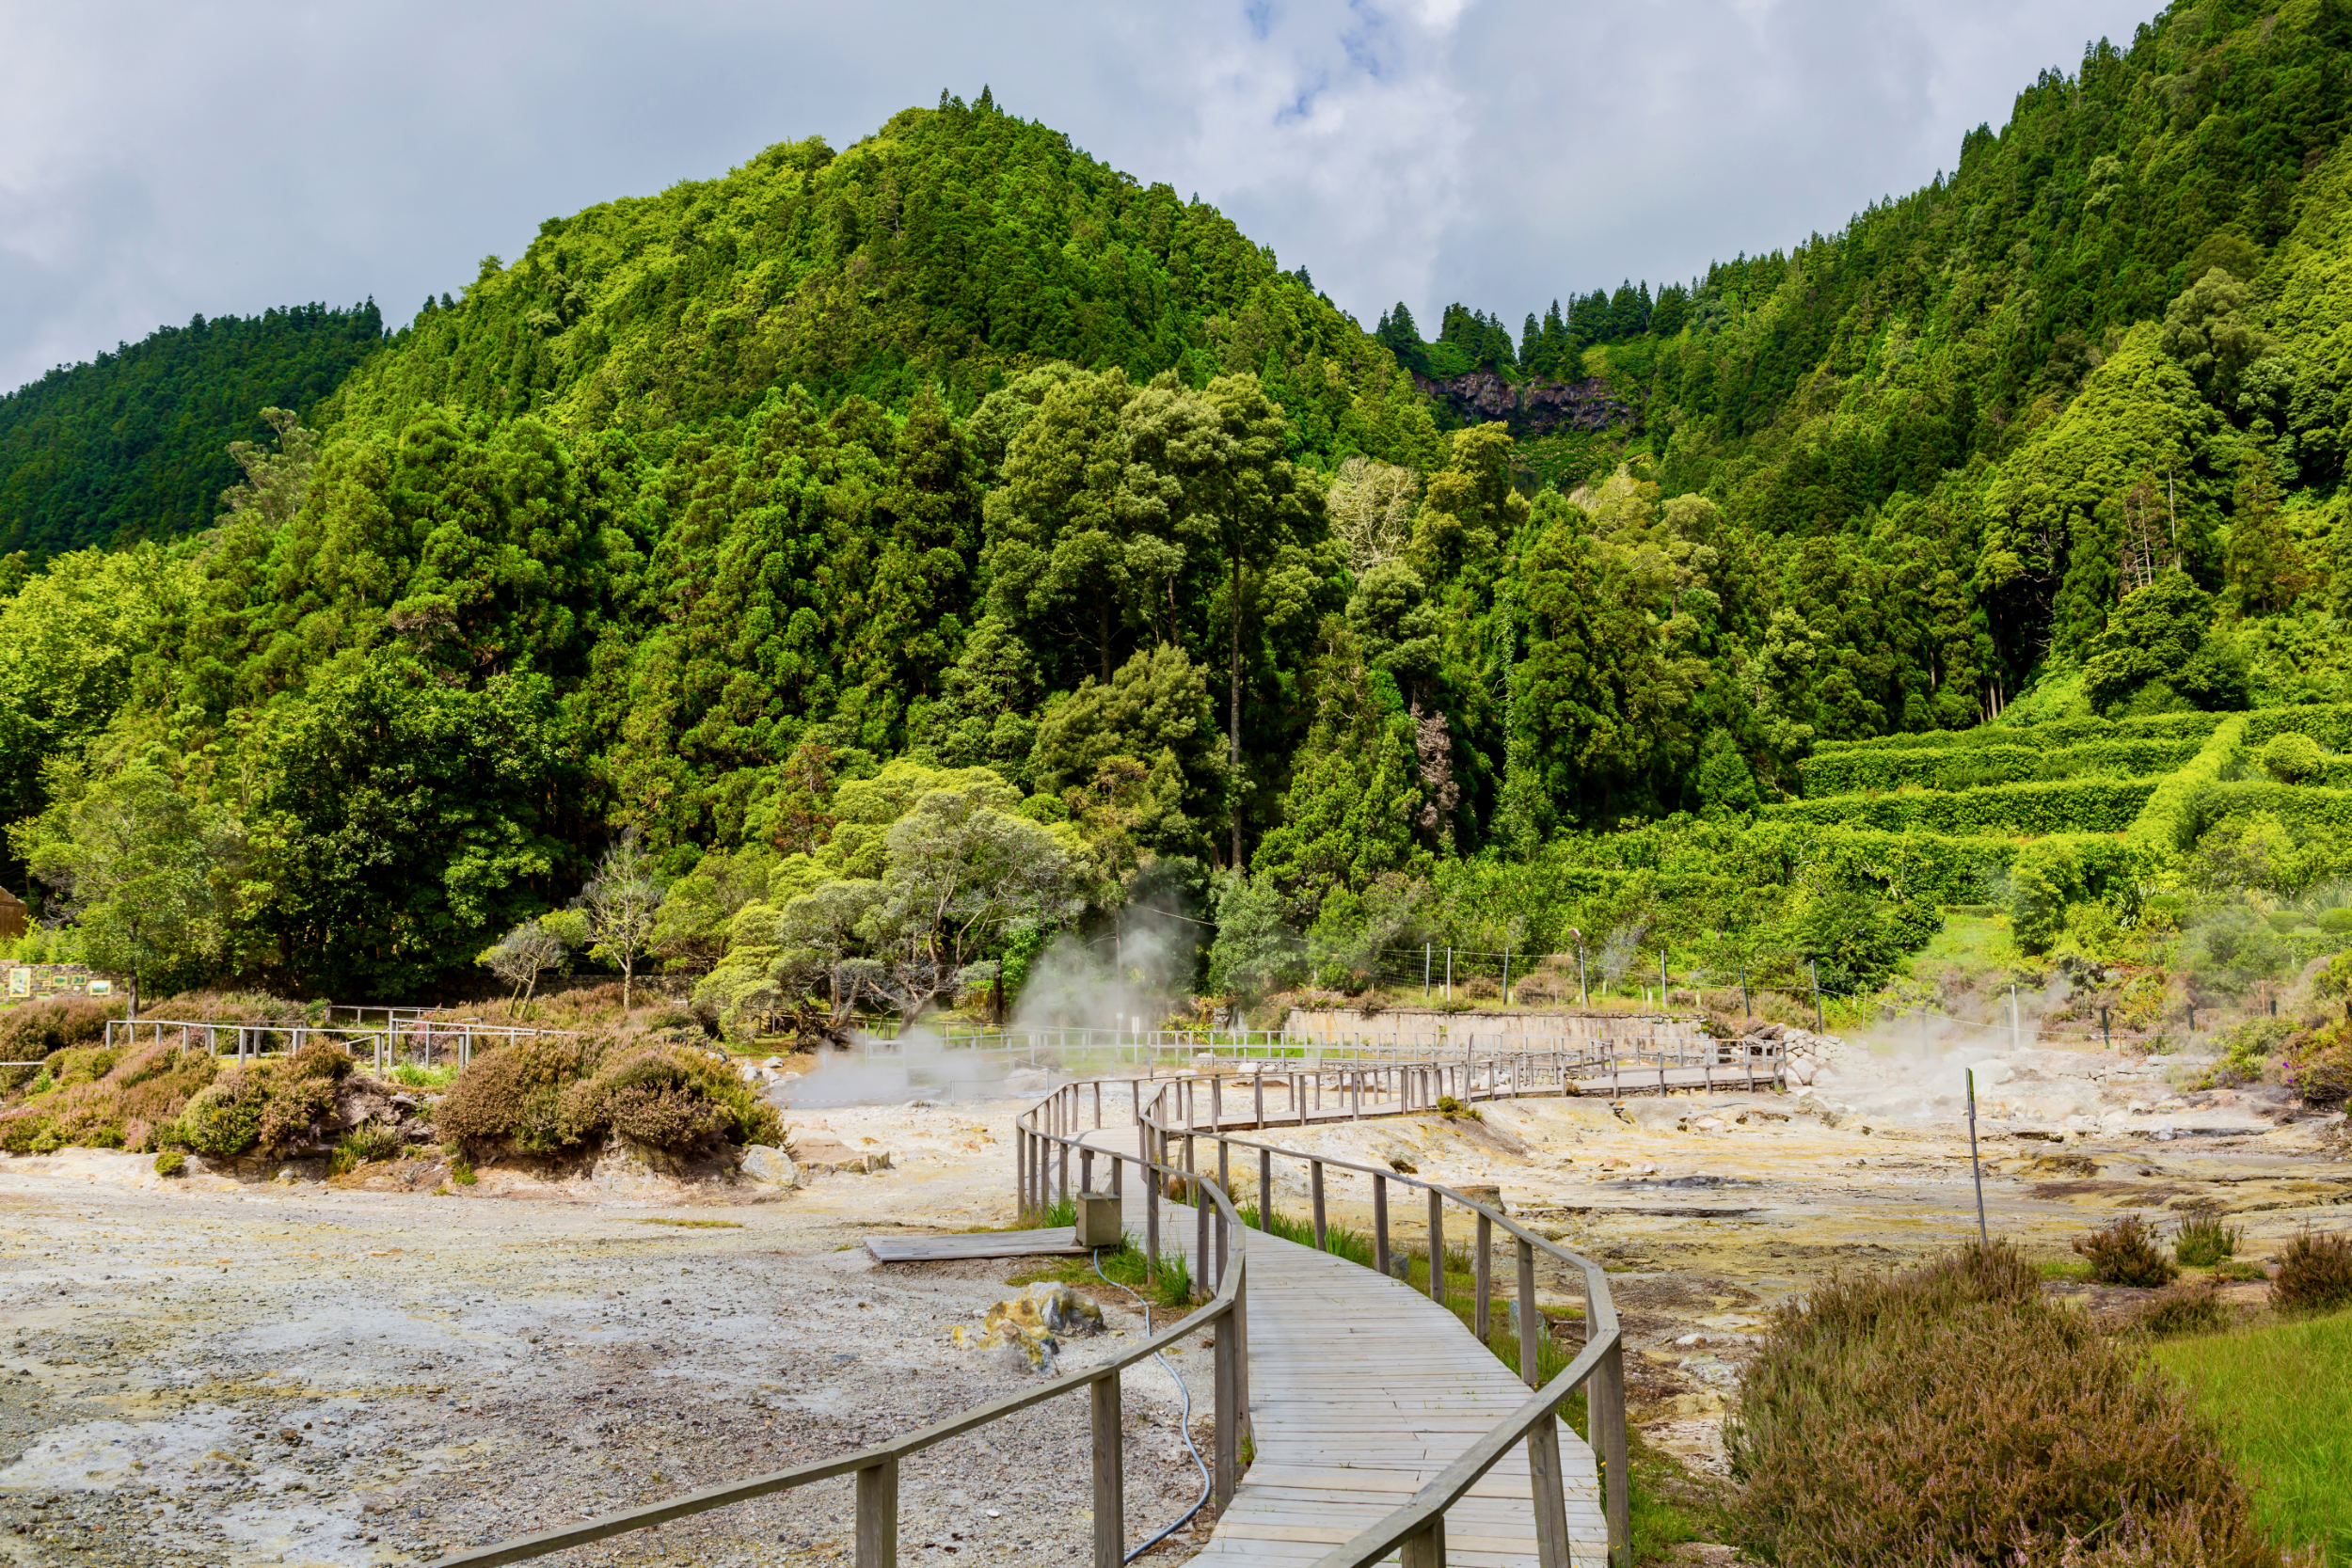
[0,303,384,560]
[8,7,2352,1039]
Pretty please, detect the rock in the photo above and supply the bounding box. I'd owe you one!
[739,1146,798,1187]
[1457,1182,1502,1212]
[1968,1059,2014,1088]
[947,1320,1057,1375]
[988,1282,1104,1338]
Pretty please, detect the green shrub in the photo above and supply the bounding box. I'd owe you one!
[1727,1242,2282,1567]
[2175,1215,2244,1268]
[2260,731,2328,784]
[2074,1215,2180,1288]
[2271,1227,2352,1315]
[176,1069,270,1155]
[0,1041,216,1154]
[2134,1280,2230,1338]
[152,1150,185,1177]
[2127,712,2250,850]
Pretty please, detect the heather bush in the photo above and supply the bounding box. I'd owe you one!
[331,1121,404,1175]
[2271,1227,2352,1315]
[2282,1022,2352,1107]
[2075,1215,2181,1288]
[437,1034,780,1156]
[2134,1280,2230,1338]
[1727,1241,2286,1567]
[176,1069,270,1155]
[152,1150,184,1177]
[0,1041,216,1153]
[0,996,117,1082]
[431,1035,604,1152]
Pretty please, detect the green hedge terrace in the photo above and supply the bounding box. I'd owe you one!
[1810,711,2224,755]
[1798,738,2202,796]
[1768,778,2160,835]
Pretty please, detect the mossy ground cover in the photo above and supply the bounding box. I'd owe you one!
[2155,1309,2352,1564]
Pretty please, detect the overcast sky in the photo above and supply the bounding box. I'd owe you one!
[1,0,2161,396]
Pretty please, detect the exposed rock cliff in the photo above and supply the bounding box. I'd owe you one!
[1414,372,1637,436]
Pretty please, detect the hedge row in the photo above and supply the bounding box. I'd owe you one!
[2127,713,2249,850]
[2243,703,2352,750]
[1771,778,2157,835]
[1798,738,2199,797]
[1811,710,2224,756]
[2188,779,2352,835]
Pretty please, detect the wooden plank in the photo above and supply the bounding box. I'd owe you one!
[862,1227,1088,1262]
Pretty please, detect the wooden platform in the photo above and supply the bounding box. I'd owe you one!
[862,1227,1089,1262]
[1196,1227,1607,1568]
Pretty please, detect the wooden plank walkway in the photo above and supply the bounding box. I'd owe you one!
[1193,1227,1607,1568]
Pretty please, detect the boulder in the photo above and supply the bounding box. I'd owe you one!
[739,1146,798,1187]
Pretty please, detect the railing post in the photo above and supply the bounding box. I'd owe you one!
[1090,1371,1124,1568]
[1400,1516,1445,1568]
[1427,1188,1445,1305]
[855,1456,898,1568]
[1311,1160,1327,1251]
[1258,1148,1273,1231]
[1595,1335,1631,1566]
[1517,1240,1540,1387]
[1474,1212,1492,1341]
[1195,1178,1211,1301]
[1374,1173,1391,1278]
[1144,1129,1161,1284]
[1213,1299,1240,1508]
[1528,1417,1573,1568]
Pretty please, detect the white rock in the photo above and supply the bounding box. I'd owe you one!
[1967,1059,2013,1088]
[739,1146,798,1187]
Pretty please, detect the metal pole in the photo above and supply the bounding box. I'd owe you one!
[1967,1068,1989,1246]
[1810,960,1822,1032]
[1740,964,1748,1016]
[1423,942,1431,999]
[1578,942,1587,1006]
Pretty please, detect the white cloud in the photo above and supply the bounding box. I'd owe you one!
[0,0,2162,394]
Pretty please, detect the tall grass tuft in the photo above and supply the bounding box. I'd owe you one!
[1728,1241,2288,1567]
[2175,1214,2244,1269]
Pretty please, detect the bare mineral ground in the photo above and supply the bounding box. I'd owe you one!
[0,1042,2345,1566]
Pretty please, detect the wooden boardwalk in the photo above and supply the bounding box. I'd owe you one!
[1191,1227,1606,1567]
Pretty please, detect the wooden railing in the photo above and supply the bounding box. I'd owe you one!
[1015,1056,1639,1568]
[103,1016,573,1071]
[427,1100,1249,1568]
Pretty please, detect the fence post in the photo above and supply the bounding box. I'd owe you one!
[1740,964,1749,1016]
[1502,948,1512,1006]
[1258,1148,1273,1231]
[1423,942,1431,998]
[1445,947,1453,1002]
[1516,1239,1540,1387]
[1374,1174,1391,1277]
[1810,960,1823,1033]
[1214,1300,1240,1508]
[1144,1127,1161,1284]
[1427,1188,1444,1306]
[854,1457,898,1568]
[1474,1212,1492,1341]
[1528,1416,1573,1568]
[1311,1160,1327,1250]
[1399,1518,1445,1568]
[1595,1336,1631,1566]
[1090,1372,1124,1568]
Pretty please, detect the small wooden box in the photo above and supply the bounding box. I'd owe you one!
[1074,1191,1123,1248]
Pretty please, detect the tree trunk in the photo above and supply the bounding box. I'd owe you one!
[1230,549,1243,870]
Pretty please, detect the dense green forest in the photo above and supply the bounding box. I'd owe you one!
[9,5,2352,1038]
[0,303,384,559]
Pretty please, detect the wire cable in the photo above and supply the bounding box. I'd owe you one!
[1091,1245,1213,1560]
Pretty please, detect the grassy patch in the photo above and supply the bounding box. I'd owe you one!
[1908,911,2015,980]
[1008,1237,1194,1314]
[2155,1308,2352,1563]
[2033,1256,2096,1282]
[627,1217,744,1228]
[388,1062,458,1089]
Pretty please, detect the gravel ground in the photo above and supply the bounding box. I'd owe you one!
[0,1107,1216,1568]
